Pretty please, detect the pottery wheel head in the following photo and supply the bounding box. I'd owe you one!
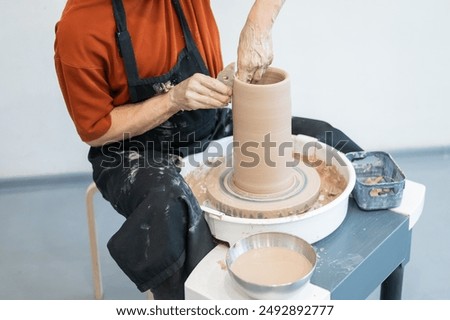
[204,159,321,219]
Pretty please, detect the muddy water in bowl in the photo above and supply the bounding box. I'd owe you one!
[230,247,313,286]
[226,232,317,299]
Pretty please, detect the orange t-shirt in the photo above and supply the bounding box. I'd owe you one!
[54,0,223,142]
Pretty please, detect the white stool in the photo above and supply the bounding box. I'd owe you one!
[85,182,153,299]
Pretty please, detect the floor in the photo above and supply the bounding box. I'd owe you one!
[0,148,449,300]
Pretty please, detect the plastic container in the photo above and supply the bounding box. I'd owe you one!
[346,151,406,210]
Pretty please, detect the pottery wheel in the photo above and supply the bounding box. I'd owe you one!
[204,156,321,219]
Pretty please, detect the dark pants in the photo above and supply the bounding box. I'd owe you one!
[88,113,362,299]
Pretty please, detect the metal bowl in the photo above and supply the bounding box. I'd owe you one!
[226,232,317,299]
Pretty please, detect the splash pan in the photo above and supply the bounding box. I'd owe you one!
[181,135,356,245]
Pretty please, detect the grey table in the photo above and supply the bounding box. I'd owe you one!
[311,199,410,299]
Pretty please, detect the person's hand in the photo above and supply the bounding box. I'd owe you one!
[168,73,232,112]
[236,23,273,83]
[236,0,285,83]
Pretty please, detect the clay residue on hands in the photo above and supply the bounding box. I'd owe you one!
[236,0,286,82]
[236,23,273,83]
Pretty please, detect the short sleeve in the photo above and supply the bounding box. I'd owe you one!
[55,59,113,142]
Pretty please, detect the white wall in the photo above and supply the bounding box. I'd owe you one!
[1,0,449,179]
[0,0,90,178]
[214,0,450,150]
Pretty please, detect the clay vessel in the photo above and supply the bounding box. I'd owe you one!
[232,67,293,195]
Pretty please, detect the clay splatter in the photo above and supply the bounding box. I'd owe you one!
[121,162,140,194]
[128,151,141,161]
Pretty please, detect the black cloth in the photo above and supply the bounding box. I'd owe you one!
[291,117,363,153]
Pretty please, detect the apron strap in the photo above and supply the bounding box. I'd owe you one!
[111,0,126,33]
[171,0,209,75]
[111,0,210,102]
[111,0,140,101]
[171,0,198,53]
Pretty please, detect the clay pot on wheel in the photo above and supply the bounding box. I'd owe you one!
[232,68,293,195]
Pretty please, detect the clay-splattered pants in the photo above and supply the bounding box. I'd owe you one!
[88,108,233,299]
[89,147,216,299]
[87,115,362,300]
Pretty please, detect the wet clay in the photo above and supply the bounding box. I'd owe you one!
[296,154,348,211]
[230,247,313,286]
[185,67,332,218]
[232,68,294,195]
[203,158,321,218]
[185,152,347,218]
[194,68,322,217]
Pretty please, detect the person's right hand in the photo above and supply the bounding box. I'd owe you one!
[168,73,232,112]
[235,0,285,83]
[236,24,273,83]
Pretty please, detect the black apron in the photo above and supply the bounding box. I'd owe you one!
[111,0,217,152]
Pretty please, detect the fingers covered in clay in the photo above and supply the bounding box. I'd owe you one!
[236,25,273,83]
[168,73,232,111]
[236,0,285,83]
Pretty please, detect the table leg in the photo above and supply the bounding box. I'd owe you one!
[380,264,404,300]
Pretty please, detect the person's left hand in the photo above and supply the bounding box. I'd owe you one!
[236,22,273,83]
